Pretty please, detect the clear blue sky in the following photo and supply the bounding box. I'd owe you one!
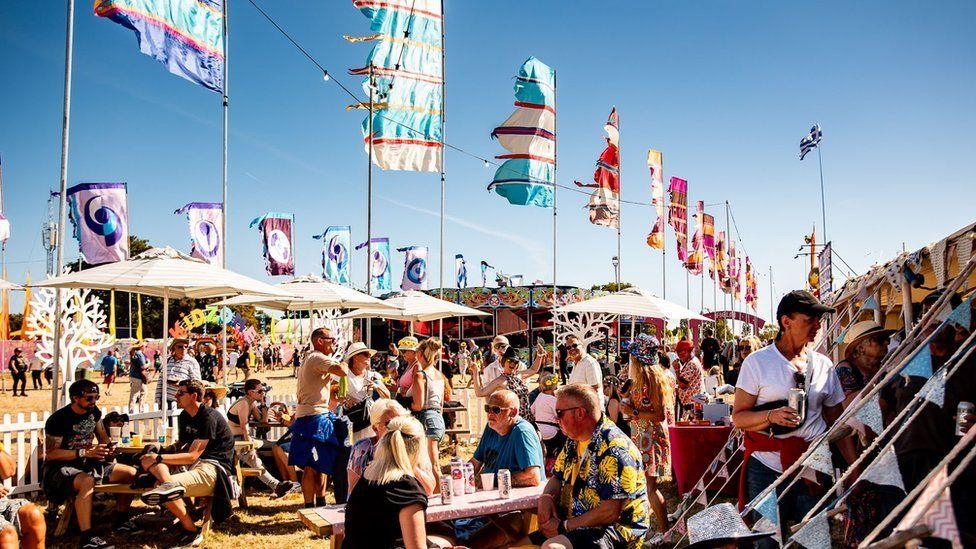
[2,1,974,322]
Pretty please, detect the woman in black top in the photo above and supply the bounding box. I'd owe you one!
[344,415,431,549]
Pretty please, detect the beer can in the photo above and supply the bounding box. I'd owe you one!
[337,376,349,399]
[497,469,512,499]
[439,476,453,505]
[957,401,974,436]
[788,388,807,424]
[462,463,476,494]
[450,460,465,498]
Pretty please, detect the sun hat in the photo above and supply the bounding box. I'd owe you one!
[685,503,775,549]
[397,336,419,351]
[842,321,894,360]
[675,339,694,353]
[202,382,229,401]
[492,335,510,349]
[343,342,378,363]
[630,334,660,365]
[500,346,520,364]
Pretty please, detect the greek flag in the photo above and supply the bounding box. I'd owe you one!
[799,124,822,160]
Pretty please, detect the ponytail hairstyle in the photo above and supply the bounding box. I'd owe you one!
[363,415,426,484]
[417,337,443,366]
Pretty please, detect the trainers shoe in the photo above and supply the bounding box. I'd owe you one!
[140,481,186,506]
[79,535,115,549]
[115,520,143,534]
[172,527,203,548]
[129,473,156,490]
[273,480,296,499]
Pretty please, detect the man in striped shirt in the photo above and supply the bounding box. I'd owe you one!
[156,339,202,406]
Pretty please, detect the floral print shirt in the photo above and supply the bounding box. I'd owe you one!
[677,357,704,406]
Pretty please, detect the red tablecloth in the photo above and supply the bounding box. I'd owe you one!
[668,424,737,495]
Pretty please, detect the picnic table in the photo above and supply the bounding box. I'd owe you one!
[114,439,260,454]
[298,484,545,548]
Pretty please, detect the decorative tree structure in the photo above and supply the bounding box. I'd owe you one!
[311,308,353,361]
[551,293,614,349]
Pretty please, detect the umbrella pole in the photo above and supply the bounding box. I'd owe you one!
[161,294,169,430]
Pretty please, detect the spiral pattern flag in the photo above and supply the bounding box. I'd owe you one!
[397,246,428,291]
[668,177,689,262]
[646,149,665,250]
[250,212,295,276]
[347,0,442,172]
[175,202,223,266]
[355,237,392,295]
[576,108,620,228]
[455,254,467,289]
[66,183,129,265]
[313,226,352,285]
[488,57,556,208]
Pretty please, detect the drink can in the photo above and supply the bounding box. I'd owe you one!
[450,460,465,497]
[462,463,476,494]
[788,388,807,424]
[439,476,453,505]
[497,469,511,499]
[957,401,974,436]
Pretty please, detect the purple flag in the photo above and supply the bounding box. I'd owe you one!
[175,202,222,266]
[66,183,129,264]
[250,212,294,276]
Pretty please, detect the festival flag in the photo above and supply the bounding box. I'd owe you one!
[397,246,429,291]
[355,238,392,295]
[249,212,295,276]
[66,183,129,265]
[94,0,225,92]
[174,202,223,266]
[313,226,351,285]
[347,0,443,172]
[576,108,620,228]
[455,254,467,289]
[109,290,117,338]
[19,272,32,338]
[799,124,822,161]
[702,210,716,261]
[745,257,758,310]
[480,260,494,287]
[136,294,143,340]
[685,201,705,275]
[668,177,689,262]
[488,57,556,208]
[804,228,820,297]
[646,149,665,250]
[0,264,8,340]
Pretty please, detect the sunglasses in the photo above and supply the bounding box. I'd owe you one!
[80,393,100,402]
[793,371,806,388]
[250,389,266,394]
[484,404,510,415]
[555,406,582,419]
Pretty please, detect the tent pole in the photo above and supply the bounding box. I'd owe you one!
[551,69,558,371]
[161,294,169,428]
[365,65,375,346]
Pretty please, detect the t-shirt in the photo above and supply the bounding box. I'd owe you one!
[340,364,384,406]
[473,418,545,482]
[44,405,102,470]
[29,357,44,372]
[736,344,845,473]
[177,405,235,470]
[296,351,338,418]
[198,354,218,383]
[228,351,241,367]
[344,475,428,548]
[7,356,27,375]
[701,337,721,368]
[156,356,202,402]
[101,355,119,376]
[569,354,604,408]
[482,359,503,385]
[531,393,559,440]
[129,351,147,380]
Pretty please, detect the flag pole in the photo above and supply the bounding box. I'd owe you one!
[769,265,774,325]
[725,201,733,336]
[817,124,827,244]
[437,0,446,366]
[661,155,667,300]
[52,0,75,411]
[219,0,229,381]
[551,69,558,371]
[615,108,622,359]
[365,64,375,347]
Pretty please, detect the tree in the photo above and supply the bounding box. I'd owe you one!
[590,282,633,293]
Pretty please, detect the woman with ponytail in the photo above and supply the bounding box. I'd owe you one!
[411,337,447,492]
[344,415,432,548]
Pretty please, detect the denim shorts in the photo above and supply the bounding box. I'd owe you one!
[417,409,445,441]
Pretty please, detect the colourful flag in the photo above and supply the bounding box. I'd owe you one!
[94,0,224,92]
[488,57,556,207]
[667,177,688,262]
[175,202,222,266]
[355,238,392,295]
[685,200,704,275]
[455,254,467,289]
[0,264,8,340]
[66,183,129,264]
[250,212,295,276]
[398,246,429,291]
[480,260,494,287]
[646,149,665,250]
[703,211,716,261]
[19,272,32,338]
[576,108,620,228]
[347,0,442,171]
[314,226,351,285]
[745,257,758,310]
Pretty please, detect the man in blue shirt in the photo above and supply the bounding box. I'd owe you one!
[128,344,151,409]
[100,350,119,396]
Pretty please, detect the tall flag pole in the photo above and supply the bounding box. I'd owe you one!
[439,0,446,353]
[800,123,826,243]
[221,0,229,375]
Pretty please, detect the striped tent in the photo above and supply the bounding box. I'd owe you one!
[339,290,489,322]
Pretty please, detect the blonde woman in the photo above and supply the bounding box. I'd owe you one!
[345,416,432,548]
[347,399,436,497]
[622,333,674,534]
[411,337,447,490]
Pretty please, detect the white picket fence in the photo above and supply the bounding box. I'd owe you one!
[0,392,298,497]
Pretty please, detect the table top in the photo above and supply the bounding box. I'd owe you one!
[299,484,544,536]
[114,440,259,454]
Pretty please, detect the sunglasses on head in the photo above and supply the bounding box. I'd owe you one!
[555,406,582,419]
[484,404,510,415]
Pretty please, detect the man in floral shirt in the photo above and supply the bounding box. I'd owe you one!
[529,384,649,548]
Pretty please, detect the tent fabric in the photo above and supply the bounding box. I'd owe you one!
[213,274,394,312]
[340,290,489,322]
[554,286,709,322]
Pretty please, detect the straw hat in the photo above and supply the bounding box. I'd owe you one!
[203,382,228,401]
[686,503,774,549]
[343,342,377,363]
[842,321,894,360]
[397,336,419,351]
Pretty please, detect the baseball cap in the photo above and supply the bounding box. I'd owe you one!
[776,290,834,321]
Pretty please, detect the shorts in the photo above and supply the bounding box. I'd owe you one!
[42,462,114,505]
[0,497,27,536]
[169,461,218,498]
[529,526,628,549]
[416,409,445,442]
[103,373,116,384]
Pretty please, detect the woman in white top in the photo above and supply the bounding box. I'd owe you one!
[530,373,563,467]
[411,338,446,491]
[227,379,296,497]
[340,343,391,443]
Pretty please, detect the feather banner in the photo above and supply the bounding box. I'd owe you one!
[576,108,620,228]
[250,212,295,276]
[668,177,689,261]
[646,149,665,250]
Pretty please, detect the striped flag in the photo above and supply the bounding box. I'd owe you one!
[799,124,822,160]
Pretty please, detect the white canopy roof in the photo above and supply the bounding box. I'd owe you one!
[554,286,710,321]
[212,274,395,311]
[340,290,490,322]
[0,280,24,292]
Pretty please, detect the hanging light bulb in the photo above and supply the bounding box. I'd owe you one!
[322,70,330,82]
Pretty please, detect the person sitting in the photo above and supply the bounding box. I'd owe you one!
[227,379,296,497]
[138,380,236,547]
[836,321,892,409]
[528,383,649,549]
[344,416,437,548]
[43,380,138,549]
[0,443,45,548]
[473,346,544,423]
[347,398,435,497]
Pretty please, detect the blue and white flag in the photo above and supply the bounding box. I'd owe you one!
[66,183,129,264]
[314,226,351,285]
[480,260,494,287]
[799,124,822,160]
[355,237,391,295]
[397,246,428,291]
[510,275,524,286]
[175,202,222,266]
[455,254,467,289]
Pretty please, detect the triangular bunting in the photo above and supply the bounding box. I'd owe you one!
[854,393,884,435]
[863,295,879,310]
[902,347,933,380]
[716,464,728,480]
[696,490,708,507]
[921,370,947,408]
[755,491,780,527]
[674,517,686,535]
[860,446,905,491]
[930,239,948,287]
[956,233,973,272]
[791,510,830,549]
[803,442,834,476]
[896,467,961,549]
[946,296,972,330]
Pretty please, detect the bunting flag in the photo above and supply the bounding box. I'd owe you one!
[792,510,830,549]
[646,149,665,250]
[397,246,429,291]
[66,183,129,265]
[860,446,905,490]
[576,108,620,228]
[667,177,689,262]
[896,466,962,548]
[902,346,933,380]
[755,491,780,528]
[488,57,556,208]
[803,441,834,476]
[455,254,467,288]
[347,0,442,171]
[855,393,885,434]
[946,295,973,330]
[94,0,224,92]
[355,237,392,295]
[920,369,947,407]
[480,260,494,287]
[249,212,295,276]
[314,226,352,285]
[174,202,222,266]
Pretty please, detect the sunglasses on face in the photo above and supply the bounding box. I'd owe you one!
[250,389,266,394]
[555,406,582,419]
[80,393,100,402]
[484,404,510,415]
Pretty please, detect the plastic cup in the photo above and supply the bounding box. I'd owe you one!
[131,434,143,447]
[480,473,495,491]
[108,426,121,443]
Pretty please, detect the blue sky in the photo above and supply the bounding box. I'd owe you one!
[1,1,975,321]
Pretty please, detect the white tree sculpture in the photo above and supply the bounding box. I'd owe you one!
[551,294,614,350]
[311,308,353,361]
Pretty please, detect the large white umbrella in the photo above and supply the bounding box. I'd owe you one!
[555,286,710,323]
[0,280,24,292]
[340,290,489,323]
[32,247,291,414]
[212,274,395,311]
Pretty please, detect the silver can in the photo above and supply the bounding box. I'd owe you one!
[497,469,512,499]
[450,460,465,497]
[957,401,974,436]
[462,462,476,494]
[788,387,807,425]
[439,476,453,505]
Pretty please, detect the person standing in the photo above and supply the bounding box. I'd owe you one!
[29,353,44,390]
[155,339,201,408]
[410,338,447,491]
[128,344,151,410]
[198,344,218,383]
[565,335,605,409]
[674,339,704,417]
[7,349,28,397]
[99,349,119,396]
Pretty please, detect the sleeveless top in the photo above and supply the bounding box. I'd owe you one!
[418,369,444,411]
